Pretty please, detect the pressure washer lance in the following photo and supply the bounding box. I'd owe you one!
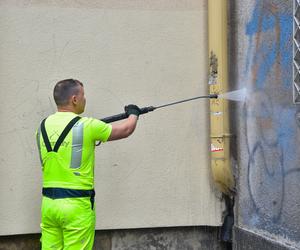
[100,94,218,123]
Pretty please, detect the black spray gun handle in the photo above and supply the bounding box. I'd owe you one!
[100,106,156,123]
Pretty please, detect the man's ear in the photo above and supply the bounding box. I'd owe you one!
[71,95,77,105]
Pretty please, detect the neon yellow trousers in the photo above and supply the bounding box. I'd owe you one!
[41,196,95,250]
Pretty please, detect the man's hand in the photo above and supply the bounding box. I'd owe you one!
[124,104,141,117]
[108,104,140,141]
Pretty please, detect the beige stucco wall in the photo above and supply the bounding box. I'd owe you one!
[0,0,223,235]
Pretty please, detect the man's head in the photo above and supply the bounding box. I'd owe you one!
[53,79,86,114]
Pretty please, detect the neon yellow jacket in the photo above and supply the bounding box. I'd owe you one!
[36,112,112,190]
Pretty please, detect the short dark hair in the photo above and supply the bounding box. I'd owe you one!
[53,79,83,106]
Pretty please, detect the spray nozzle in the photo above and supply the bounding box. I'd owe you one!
[209,94,218,99]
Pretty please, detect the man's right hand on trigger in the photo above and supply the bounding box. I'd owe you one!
[124,104,141,117]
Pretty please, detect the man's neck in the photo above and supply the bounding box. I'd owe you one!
[57,106,76,113]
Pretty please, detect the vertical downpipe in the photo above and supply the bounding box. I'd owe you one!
[208,0,234,195]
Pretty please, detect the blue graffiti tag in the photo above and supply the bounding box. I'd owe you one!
[245,1,292,89]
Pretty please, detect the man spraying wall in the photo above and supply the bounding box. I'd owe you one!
[36,79,141,249]
[35,78,219,249]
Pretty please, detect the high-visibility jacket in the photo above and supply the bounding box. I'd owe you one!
[36,112,112,190]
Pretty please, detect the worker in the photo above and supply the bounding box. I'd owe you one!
[36,79,141,249]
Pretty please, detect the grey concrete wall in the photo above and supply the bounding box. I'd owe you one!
[230,0,300,249]
[234,226,297,250]
[0,227,227,250]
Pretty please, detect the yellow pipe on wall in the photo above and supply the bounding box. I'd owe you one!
[208,0,234,195]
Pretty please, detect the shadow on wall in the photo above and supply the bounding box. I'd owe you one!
[241,0,300,244]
